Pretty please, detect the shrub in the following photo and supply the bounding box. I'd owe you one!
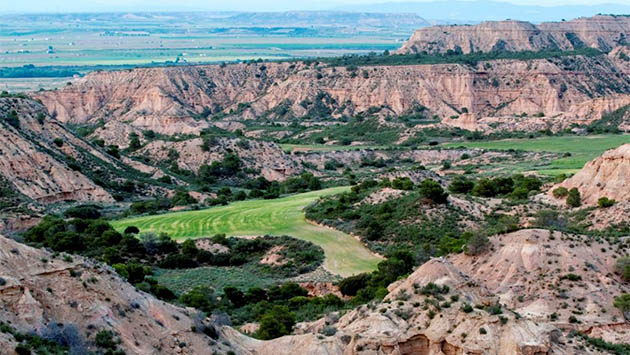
[614,294,630,315]
[63,205,102,220]
[419,179,448,204]
[257,305,296,340]
[598,196,616,208]
[617,257,630,282]
[338,273,370,297]
[566,188,581,208]
[391,177,414,191]
[449,176,474,194]
[465,232,490,256]
[124,226,140,235]
[552,187,568,198]
[53,138,64,147]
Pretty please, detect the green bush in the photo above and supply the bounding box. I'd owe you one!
[598,196,616,208]
[566,188,581,208]
[419,179,448,204]
[552,187,568,198]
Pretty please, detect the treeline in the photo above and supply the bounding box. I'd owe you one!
[0,65,80,78]
[315,47,603,68]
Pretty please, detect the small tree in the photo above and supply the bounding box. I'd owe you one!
[566,188,581,208]
[617,256,630,282]
[552,187,568,198]
[257,305,296,340]
[419,179,448,204]
[614,294,630,321]
[598,196,616,208]
[465,232,490,256]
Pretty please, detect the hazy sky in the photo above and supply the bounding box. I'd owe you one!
[3,0,630,13]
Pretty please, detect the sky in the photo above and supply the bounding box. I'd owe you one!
[3,0,630,13]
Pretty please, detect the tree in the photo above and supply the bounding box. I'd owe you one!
[598,196,616,208]
[391,177,414,191]
[465,232,490,256]
[128,132,141,151]
[449,176,474,194]
[223,286,245,308]
[419,179,448,204]
[472,178,495,197]
[181,239,199,257]
[338,273,370,296]
[124,226,140,235]
[552,187,568,198]
[566,188,581,208]
[257,306,296,340]
[617,256,630,282]
[614,294,630,321]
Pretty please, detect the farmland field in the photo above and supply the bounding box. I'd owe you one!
[444,134,630,175]
[112,187,381,277]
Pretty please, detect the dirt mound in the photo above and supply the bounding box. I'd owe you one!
[553,144,630,205]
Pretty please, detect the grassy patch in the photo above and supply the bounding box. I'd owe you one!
[112,187,381,277]
[444,135,630,175]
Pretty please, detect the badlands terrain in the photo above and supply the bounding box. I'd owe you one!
[1,13,630,355]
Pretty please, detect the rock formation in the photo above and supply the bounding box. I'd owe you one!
[397,15,630,54]
[554,143,630,205]
[0,234,240,354]
[0,97,113,204]
[33,51,630,139]
[2,228,628,354]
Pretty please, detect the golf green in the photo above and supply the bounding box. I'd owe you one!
[112,187,381,277]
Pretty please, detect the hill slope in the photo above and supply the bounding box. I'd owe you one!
[397,15,630,54]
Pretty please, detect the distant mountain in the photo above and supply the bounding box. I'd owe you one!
[335,1,630,23]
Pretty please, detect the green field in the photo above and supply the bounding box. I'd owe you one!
[444,134,630,175]
[112,187,381,277]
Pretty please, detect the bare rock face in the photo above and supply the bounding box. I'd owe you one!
[0,235,240,354]
[34,51,630,139]
[240,229,630,355]
[397,15,630,54]
[0,97,113,204]
[554,144,630,205]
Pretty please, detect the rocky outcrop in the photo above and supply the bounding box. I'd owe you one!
[0,235,240,354]
[397,15,630,54]
[241,229,630,354]
[34,51,630,139]
[0,97,113,204]
[553,144,630,205]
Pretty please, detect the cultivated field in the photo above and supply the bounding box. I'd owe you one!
[112,187,381,277]
[445,134,630,175]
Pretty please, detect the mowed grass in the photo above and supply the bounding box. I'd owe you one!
[444,134,630,175]
[112,187,381,277]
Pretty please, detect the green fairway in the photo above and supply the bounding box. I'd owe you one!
[112,187,381,277]
[444,134,630,175]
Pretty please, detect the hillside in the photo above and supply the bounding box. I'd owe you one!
[4,228,627,354]
[397,15,630,55]
[34,50,630,143]
[0,234,242,354]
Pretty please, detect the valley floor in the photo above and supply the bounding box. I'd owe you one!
[112,187,382,277]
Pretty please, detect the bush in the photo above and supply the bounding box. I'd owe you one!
[63,205,102,219]
[598,196,616,208]
[391,177,414,191]
[552,187,568,198]
[338,273,370,297]
[465,232,490,256]
[614,294,630,315]
[257,305,296,340]
[566,188,581,208]
[124,226,140,235]
[617,257,630,282]
[418,179,448,204]
[449,176,474,194]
